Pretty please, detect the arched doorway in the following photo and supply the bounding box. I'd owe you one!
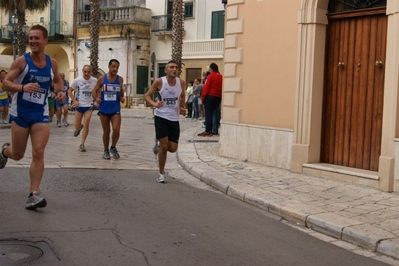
[320,0,387,171]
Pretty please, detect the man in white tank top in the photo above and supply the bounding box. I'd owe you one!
[68,65,98,152]
[145,60,186,183]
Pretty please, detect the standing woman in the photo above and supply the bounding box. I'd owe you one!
[92,59,124,160]
[192,77,202,121]
[185,80,194,118]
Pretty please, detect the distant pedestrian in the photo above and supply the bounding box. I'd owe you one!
[55,72,70,127]
[0,24,66,210]
[144,60,186,183]
[192,77,202,121]
[185,80,194,118]
[0,70,9,124]
[48,84,55,123]
[199,71,209,120]
[197,63,222,137]
[68,65,97,152]
[92,59,124,160]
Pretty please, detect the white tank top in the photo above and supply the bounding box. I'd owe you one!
[154,76,182,122]
[70,76,98,107]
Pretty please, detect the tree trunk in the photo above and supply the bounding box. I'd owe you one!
[17,9,26,56]
[171,0,184,75]
[90,0,100,77]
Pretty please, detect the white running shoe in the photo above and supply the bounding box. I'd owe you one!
[26,191,47,210]
[152,138,160,155]
[156,173,165,183]
[110,147,120,159]
[0,142,10,169]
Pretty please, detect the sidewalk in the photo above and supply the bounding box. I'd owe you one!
[177,125,399,262]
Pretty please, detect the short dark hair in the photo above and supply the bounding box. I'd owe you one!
[108,59,120,66]
[209,63,218,72]
[30,24,48,39]
[166,60,178,68]
[209,63,219,71]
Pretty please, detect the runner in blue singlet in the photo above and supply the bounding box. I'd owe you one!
[0,25,66,210]
[92,59,125,160]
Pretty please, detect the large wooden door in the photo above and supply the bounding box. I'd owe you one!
[320,8,387,171]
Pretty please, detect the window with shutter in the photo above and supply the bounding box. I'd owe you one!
[211,10,225,39]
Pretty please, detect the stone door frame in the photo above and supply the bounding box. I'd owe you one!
[291,0,399,191]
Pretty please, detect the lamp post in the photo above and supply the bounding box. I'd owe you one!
[11,14,17,60]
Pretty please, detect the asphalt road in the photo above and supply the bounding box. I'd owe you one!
[0,168,390,266]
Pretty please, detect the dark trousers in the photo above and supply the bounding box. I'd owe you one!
[186,102,193,118]
[192,96,199,119]
[203,95,221,133]
[212,104,221,134]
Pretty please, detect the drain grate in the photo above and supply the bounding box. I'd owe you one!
[188,139,219,143]
[0,241,58,265]
[0,244,43,264]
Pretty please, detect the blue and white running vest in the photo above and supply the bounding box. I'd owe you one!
[99,74,121,114]
[10,53,53,118]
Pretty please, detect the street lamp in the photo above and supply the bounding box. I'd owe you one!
[11,14,17,60]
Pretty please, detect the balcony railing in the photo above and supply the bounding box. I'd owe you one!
[77,6,151,24]
[151,14,173,32]
[182,39,224,59]
[0,21,68,39]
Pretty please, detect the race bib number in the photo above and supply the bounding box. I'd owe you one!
[104,92,117,101]
[165,97,178,107]
[22,88,46,105]
[80,91,92,100]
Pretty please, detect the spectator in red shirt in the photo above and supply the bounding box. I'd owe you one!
[198,63,222,137]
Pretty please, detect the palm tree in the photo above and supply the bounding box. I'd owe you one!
[0,0,52,56]
[25,0,52,55]
[89,0,100,77]
[171,0,184,74]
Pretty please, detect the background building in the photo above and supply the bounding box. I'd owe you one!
[0,0,75,81]
[76,0,151,107]
[221,0,399,192]
[146,0,225,84]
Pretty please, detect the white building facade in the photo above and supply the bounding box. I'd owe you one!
[146,0,225,82]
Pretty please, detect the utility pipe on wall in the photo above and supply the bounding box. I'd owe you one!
[125,34,130,108]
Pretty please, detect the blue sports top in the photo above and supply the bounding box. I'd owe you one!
[99,74,121,114]
[10,53,53,118]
